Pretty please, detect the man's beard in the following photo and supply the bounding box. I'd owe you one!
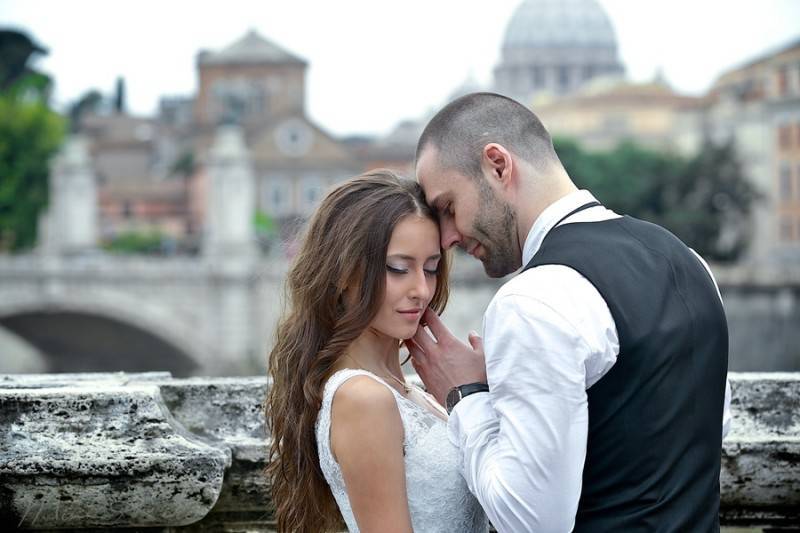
[472,182,519,278]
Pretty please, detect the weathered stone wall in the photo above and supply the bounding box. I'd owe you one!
[0,372,798,530]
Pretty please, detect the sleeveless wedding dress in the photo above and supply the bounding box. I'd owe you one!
[316,368,489,532]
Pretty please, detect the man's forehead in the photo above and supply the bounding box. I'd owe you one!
[415,147,455,192]
[414,147,439,181]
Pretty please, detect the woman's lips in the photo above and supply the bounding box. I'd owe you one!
[397,309,423,319]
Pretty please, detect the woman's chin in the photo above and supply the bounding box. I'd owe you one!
[395,326,419,341]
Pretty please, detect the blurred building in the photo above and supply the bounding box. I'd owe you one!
[79,113,194,242]
[676,38,800,265]
[79,30,362,248]
[535,76,702,151]
[189,31,361,230]
[493,0,625,104]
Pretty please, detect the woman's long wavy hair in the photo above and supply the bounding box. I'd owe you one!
[265,169,450,532]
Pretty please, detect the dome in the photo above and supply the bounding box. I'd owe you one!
[503,0,618,49]
[493,0,625,102]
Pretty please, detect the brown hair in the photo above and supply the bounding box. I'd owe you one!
[265,169,450,532]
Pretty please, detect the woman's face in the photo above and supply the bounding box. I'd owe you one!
[370,214,441,340]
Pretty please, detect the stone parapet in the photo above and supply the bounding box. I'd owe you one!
[0,372,797,530]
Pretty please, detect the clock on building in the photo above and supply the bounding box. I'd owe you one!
[274,118,313,157]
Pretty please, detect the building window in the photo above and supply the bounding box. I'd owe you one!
[780,217,793,241]
[796,165,800,201]
[780,163,792,200]
[778,124,792,151]
[264,178,291,216]
[301,176,324,212]
[777,66,788,96]
[558,66,570,90]
[530,66,543,88]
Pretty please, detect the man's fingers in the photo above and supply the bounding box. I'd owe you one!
[422,308,451,342]
[404,338,425,361]
[412,326,437,354]
[468,331,484,353]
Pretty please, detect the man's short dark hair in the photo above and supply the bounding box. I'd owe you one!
[415,92,558,178]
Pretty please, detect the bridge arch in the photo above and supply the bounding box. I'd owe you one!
[0,289,211,376]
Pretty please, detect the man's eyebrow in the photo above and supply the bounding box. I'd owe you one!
[429,194,446,213]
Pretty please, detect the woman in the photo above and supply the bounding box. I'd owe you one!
[266,170,488,532]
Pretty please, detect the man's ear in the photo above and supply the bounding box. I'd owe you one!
[482,143,514,188]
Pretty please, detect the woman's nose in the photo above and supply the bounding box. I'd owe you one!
[408,269,432,301]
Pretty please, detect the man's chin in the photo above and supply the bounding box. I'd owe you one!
[480,256,516,279]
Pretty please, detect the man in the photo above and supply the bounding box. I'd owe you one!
[407,92,731,532]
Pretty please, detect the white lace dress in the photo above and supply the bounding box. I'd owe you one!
[316,369,489,533]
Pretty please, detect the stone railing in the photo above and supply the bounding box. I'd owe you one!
[1,372,798,530]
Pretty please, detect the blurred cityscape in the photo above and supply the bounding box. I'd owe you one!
[0,0,798,376]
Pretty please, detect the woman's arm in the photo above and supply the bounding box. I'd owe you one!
[330,376,412,533]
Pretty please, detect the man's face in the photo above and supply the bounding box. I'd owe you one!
[416,147,519,278]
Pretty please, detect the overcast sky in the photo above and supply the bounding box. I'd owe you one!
[1,0,799,137]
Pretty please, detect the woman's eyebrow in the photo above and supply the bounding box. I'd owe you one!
[387,253,441,261]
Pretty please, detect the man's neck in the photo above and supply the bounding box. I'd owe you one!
[515,180,579,260]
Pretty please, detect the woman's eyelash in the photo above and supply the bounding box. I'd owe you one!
[386,265,438,276]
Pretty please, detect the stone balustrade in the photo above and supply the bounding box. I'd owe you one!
[0,372,798,530]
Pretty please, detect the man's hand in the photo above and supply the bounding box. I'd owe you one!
[404,308,487,406]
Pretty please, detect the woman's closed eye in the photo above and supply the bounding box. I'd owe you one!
[386,265,438,276]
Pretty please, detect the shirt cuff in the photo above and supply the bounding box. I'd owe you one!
[447,391,495,447]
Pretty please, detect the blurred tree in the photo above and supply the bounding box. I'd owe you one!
[114,76,126,114]
[254,209,277,253]
[67,89,103,132]
[0,29,46,91]
[554,137,759,262]
[103,230,165,254]
[169,150,196,178]
[0,29,65,252]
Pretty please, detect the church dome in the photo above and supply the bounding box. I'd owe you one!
[494,0,625,103]
[503,0,618,49]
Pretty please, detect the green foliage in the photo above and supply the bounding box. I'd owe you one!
[67,89,103,132]
[0,29,47,92]
[169,150,196,178]
[0,29,65,252]
[554,137,759,262]
[254,209,277,253]
[0,81,65,251]
[103,230,165,254]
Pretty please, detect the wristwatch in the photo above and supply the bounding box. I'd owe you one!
[446,383,489,414]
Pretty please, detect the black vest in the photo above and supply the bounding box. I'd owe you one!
[524,213,728,532]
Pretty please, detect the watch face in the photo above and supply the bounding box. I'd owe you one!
[446,388,461,413]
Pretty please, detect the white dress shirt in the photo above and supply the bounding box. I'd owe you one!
[448,190,732,533]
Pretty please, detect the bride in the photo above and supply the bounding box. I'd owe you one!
[266,170,488,532]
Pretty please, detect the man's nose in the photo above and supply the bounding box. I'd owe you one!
[440,218,461,250]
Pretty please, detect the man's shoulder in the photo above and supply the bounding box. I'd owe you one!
[491,264,597,311]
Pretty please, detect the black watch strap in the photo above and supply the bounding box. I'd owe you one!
[459,382,490,398]
[447,382,489,413]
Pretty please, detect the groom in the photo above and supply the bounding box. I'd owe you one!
[407,92,730,532]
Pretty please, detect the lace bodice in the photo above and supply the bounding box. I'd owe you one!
[316,369,489,533]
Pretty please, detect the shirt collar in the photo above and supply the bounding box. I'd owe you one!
[521,189,600,265]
